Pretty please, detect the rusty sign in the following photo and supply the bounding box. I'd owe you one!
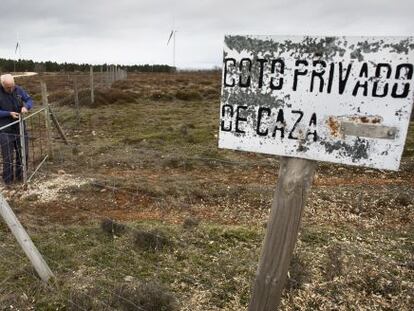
[219,35,414,170]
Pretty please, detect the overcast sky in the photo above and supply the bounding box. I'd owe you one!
[1,0,413,69]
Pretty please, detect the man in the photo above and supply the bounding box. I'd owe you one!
[0,74,33,185]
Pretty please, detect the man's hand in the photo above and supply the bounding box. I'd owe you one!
[21,107,28,114]
[10,112,19,119]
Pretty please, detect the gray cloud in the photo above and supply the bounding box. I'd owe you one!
[0,0,413,68]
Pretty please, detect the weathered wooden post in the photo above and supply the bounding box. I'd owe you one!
[90,66,94,104]
[74,78,80,128]
[106,66,111,87]
[249,157,316,309]
[40,78,68,145]
[49,107,69,145]
[40,81,53,157]
[0,194,54,282]
[100,65,103,86]
[218,35,414,310]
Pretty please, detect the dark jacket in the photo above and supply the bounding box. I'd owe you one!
[0,85,33,133]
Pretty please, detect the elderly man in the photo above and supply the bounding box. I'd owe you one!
[0,74,33,185]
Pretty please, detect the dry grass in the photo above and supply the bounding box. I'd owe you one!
[0,71,412,310]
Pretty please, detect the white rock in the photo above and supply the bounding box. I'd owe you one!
[124,275,134,282]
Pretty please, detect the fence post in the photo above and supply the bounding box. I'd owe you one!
[0,194,54,282]
[74,78,80,128]
[248,157,316,310]
[90,66,94,104]
[112,65,115,84]
[40,78,70,146]
[106,66,111,87]
[40,81,52,157]
[49,107,69,145]
[18,115,27,184]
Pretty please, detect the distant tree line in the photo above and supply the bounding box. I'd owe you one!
[0,58,174,73]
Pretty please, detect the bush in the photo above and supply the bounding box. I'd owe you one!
[183,217,200,229]
[133,229,171,252]
[150,91,173,101]
[175,90,202,101]
[395,193,412,207]
[101,219,127,237]
[56,88,136,108]
[323,245,343,281]
[285,253,310,291]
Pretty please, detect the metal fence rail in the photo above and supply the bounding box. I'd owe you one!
[0,107,49,185]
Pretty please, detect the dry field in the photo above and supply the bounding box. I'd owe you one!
[0,71,413,310]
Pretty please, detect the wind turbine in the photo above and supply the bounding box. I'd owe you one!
[167,27,177,70]
[14,32,21,73]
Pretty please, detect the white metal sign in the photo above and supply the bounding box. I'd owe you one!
[219,35,414,170]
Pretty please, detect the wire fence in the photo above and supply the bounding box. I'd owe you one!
[0,69,177,309]
[0,66,412,310]
[0,172,260,310]
[0,65,128,188]
[0,108,49,185]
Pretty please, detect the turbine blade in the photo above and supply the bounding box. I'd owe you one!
[167,30,174,45]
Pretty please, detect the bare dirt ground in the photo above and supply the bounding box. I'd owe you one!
[0,72,413,310]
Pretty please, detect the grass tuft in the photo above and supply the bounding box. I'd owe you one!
[183,217,200,230]
[111,281,177,311]
[133,229,172,252]
[101,219,127,237]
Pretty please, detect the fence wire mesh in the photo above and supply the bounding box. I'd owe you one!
[0,109,49,185]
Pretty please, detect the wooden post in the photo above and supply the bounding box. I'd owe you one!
[105,66,109,87]
[40,82,52,157]
[49,107,69,145]
[0,194,54,282]
[90,66,94,104]
[108,66,112,87]
[74,78,80,128]
[248,157,316,311]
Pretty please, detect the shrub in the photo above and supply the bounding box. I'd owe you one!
[285,253,310,291]
[175,90,202,101]
[133,229,171,252]
[323,245,343,281]
[150,91,173,101]
[101,219,127,237]
[183,217,200,229]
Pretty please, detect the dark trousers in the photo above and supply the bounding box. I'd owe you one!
[0,132,29,184]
